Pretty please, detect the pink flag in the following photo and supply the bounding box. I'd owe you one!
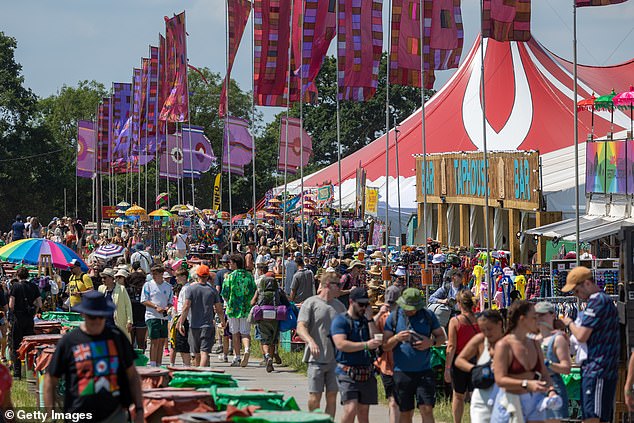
[291,0,336,103]
[254,0,296,106]
[160,12,189,122]
[338,0,383,101]
[222,116,254,176]
[428,0,463,70]
[278,117,313,174]
[482,0,531,42]
[576,0,627,6]
[219,0,252,118]
[97,98,111,175]
[77,120,96,178]
[159,133,184,179]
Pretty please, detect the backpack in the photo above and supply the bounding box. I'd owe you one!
[388,306,434,338]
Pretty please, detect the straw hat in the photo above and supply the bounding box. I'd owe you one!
[347,260,365,271]
[370,250,385,260]
[270,245,280,256]
[368,264,382,276]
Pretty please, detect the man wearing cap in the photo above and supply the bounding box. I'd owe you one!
[98,268,133,339]
[561,266,619,423]
[45,291,144,423]
[383,288,446,423]
[67,259,94,308]
[141,265,174,366]
[290,256,315,304]
[297,272,346,418]
[177,265,225,367]
[339,260,366,308]
[330,287,382,423]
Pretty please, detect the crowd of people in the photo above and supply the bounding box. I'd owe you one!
[0,212,632,423]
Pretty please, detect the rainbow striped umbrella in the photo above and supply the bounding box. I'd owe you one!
[0,239,88,271]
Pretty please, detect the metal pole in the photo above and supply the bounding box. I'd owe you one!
[335,0,343,258]
[251,2,257,224]
[225,0,234,252]
[183,13,195,209]
[384,0,393,263]
[299,0,305,250]
[573,0,580,266]
[420,0,429,298]
[479,1,492,307]
[394,116,402,241]
[144,66,150,211]
[282,2,294,276]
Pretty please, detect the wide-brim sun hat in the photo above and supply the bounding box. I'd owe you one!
[396,288,425,312]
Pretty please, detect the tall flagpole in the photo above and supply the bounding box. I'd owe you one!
[155,41,161,206]
[335,0,343,259]
[384,0,393,260]
[394,116,402,239]
[251,0,257,224]
[225,0,234,253]
[480,1,492,307]
[144,65,150,211]
[282,2,295,273]
[184,13,195,208]
[299,0,305,250]
[419,0,429,296]
[572,0,580,265]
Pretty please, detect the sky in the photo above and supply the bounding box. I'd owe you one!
[2,0,633,124]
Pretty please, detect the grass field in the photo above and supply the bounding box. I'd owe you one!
[11,379,37,408]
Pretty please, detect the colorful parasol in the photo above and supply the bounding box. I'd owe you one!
[614,86,634,137]
[0,239,88,271]
[595,90,617,133]
[116,201,131,210]
[93,244,126,260]
[268,198,281,204]
[125,204,147,216]
[170,204,188,213]
[155,192,169,207]
[149,209,173,219]
[218,211,230,220]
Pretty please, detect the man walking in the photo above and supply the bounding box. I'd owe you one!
[290,256,315,304]
[330,287,382,423]
[562,267,619,423]
[141,265,173,366]
[45,291,144,423]
[177,265,225,367]
[67,259,94,308]
[131,243,152,275]
[221,254,256,367]
[297,272,346,418]
[9,267,41,378]
[383,288,446,423]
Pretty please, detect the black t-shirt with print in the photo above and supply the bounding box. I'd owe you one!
[47,326,135,420]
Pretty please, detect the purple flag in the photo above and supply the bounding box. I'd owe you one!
[159,133,184,179]
[278,117,313,174]
[222,116,254,176]
[111,82,132,167]
[159,126,213,179]
[131,68,142,166]
[77,120,96,178]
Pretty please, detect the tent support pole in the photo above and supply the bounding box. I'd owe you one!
[573,0,580,266]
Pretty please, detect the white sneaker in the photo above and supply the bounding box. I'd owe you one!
[240,350,250,367]
[230,357,241,367]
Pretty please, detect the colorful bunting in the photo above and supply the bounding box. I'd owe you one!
[219,0,252,118]
[160,12,189,122]
[337,0,383,101]
[222,116,254,176]
[482,0,531,42]
[278,117,313,174]
[76,120,97,178]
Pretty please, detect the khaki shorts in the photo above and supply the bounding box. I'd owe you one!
[308,362,339,393]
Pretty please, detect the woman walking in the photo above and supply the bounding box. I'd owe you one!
[445,290,481,422]
[455,310,505,422]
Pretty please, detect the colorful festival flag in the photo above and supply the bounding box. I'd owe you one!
[97,97,111,174]
[222,116,254,176]
[147,46,160,137]
[575,0,627,6]
[278,117,313,174]
[76,120,97,178]
[427,0,463,70]
[159,134,184,179]
[482,0,531,42]
[219,0,252,118]
[291,0,336,103]
[110,83,132,169]
[212,173,222,212]
[159,125,215,179]
[140,57,151,140]
[254,0,295,106]
[160,12,189,122]
[337,0,383,101]
[131,68,142,166]
[390,0,429,88]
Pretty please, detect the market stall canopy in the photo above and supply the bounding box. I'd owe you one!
[282,35,634,220]
[0,239,88,271]
[526,215,634,243]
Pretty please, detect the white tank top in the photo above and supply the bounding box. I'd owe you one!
[477,338,491,365]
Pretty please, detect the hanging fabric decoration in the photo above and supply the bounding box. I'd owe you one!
[160,12,189,122]
[427,0,463,70]
[97,97,111,175]
[337,0,383,101]
[222,116,254,176]
[110,82,132,172]
[481,0,531,42]
[130,68,142,169]
[219,0,252,118]
[576,0,627,6]
[159,134,185,179]
[181,125,215,178]
[77,120,97,178]
[291,0,336,103]
[254,0,295,106]
[278,117,313,174]
[390,0,431,88]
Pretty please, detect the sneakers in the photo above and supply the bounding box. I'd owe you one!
[218,354,228,362]
[240,350,250,367]
[273,353,282,365]
[265,355,274,373]
[230,357,241,367]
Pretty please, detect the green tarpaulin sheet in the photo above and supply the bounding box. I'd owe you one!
[209,386,299,412]
[41,311,83,322]
[134,350,149,367]
[232,411,333,423]
[169,371,238,389]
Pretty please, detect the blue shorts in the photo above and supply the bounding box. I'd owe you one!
[581,375,616,422]
[491,391,546,422]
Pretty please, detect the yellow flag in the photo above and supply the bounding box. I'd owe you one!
[212,173,222,211]
[365,187,379,215]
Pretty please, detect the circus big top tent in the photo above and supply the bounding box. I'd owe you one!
[285,35,634,228]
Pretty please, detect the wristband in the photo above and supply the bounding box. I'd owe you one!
[364,342,368,351]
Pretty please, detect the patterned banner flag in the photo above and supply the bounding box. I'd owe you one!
[77,120,97,178]
[212,173,222,212]
[159,125,215,179]
[254,0,296,106]
[427,0,463,70]
[219,0,252,118]
[222,116,254,176]
[140,57,152,155]
[291,0,336,103]
[337,0,383,101]
[131,68,142,166]
[147,46,159,137]
[160,12,189,122]
[576,0,627,6]
[110,82,132,167]
[278,116,313,174]
[97,98,111,174]
[482,0,531,42]
[159,134,184,179]
[390,0,432,88]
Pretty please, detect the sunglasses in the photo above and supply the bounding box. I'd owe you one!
[85,315,106,321]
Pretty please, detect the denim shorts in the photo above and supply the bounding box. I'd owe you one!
[491,390,546,422]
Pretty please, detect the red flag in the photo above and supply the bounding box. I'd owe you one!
[278,117,313,174]
[140,57,150,135]
[160,12,189,122]
[219,0,252,118]
[254,0,296,106]
[97,98,111,175]
[576,0,627,6]
[291,0,336,103]
[482,0,531,42]
[147,46,159,136]
[428,0,463,70]
[337,0,383,101]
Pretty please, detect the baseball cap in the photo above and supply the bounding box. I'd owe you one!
[562,266,592,293]
[534,301,555,314]
[69,259,82,268]
[220,254,231,263]
[196,264,211,277]
[162,271,171,279]
[349,287,370,304]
